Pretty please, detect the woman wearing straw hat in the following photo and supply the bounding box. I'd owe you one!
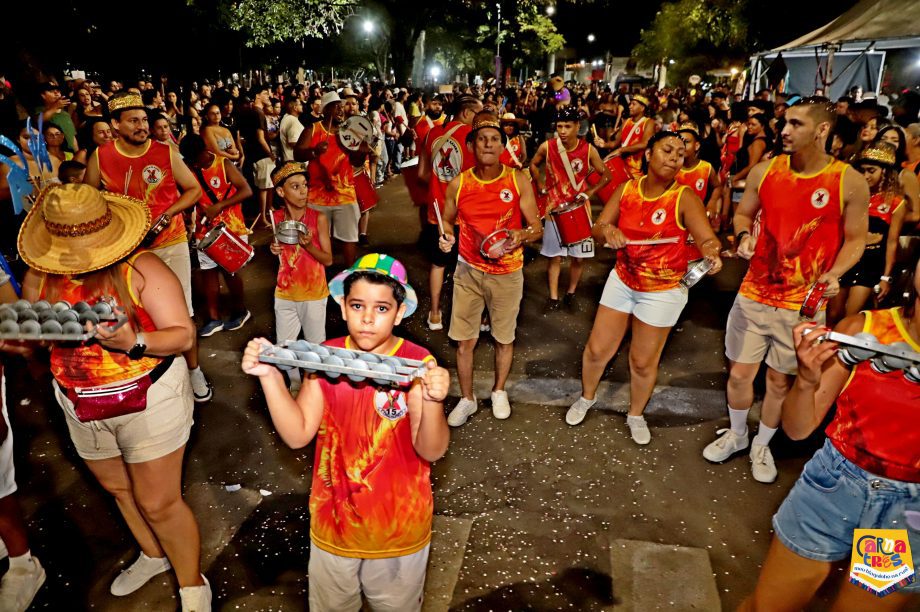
[18,183,211,610]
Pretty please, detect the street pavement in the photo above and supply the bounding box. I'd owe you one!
[5,176,846,610]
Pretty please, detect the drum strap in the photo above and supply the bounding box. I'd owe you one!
[193,165,231,206]
[622,117,645,146]
[505,138,522,168]
[555,138,585,193]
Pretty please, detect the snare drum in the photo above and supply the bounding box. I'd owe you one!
[550,200,593,247]
[338,116,375,152]
[480,229,514,259]
[679,258,714,290]
[275,220,307,245]
[353,170,379,213]
[197,223,254,274]
[400,157,428,206]
[799,281,829,320]
[586,156,630,203]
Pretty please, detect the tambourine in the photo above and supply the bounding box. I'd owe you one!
[338,116,375,152]
[679,258,714,290]
[799,281,828,320]
[141,213,171,247]
[274,220,308,245]
[259,340,428,387]
[802,327,920,384]
[480,229,514,259]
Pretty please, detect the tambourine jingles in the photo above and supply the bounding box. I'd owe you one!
[799,281,829,320]
[338,116,375,152]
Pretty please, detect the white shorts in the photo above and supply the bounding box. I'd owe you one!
[0,374,17,498]
[540,218,595,258]
[254,157,275,190]
[152,241,194,316]
[307,543,429,612]
[196,234,249,271]
[599,269,688,328]
[308,203,360,243]
[274,297,327,344]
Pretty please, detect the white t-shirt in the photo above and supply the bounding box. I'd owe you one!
[279,114,305,162]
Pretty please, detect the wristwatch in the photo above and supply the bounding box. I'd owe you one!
[880,275,892,282]
[127,332,147,360]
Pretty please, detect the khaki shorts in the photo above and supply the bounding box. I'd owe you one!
[308,543,429,612]
[52,359,194,464]
[308,203,360,243]
[449,262,523,345]
[152,241,193,316]
[725,294,825,375]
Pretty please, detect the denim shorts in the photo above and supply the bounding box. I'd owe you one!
[773,440,920,594]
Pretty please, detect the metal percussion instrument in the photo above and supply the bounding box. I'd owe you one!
[799,281,828,320]
[142,213,171,247]
[0,298,128,342]
[802,327,920,383]
[275,220,308,245]
[338,116,375,152]
[259,340,428,387]
[479,229,514,259]
[679,258,714,290]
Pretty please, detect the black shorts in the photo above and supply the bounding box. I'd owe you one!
[840,244,885,288]
[420,222,459,269]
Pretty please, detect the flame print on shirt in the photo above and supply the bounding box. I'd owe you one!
[307,125,357,207]
[309,337,435,559]
[456,167,524,275]
[193,157,247,239]
[272,208,329,301]
[739,155,847,310]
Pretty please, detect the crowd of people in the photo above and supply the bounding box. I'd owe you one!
[0,67,918,611]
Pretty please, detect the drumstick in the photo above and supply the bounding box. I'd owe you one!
[268,211,282,262]
[432,201,446,237]
[124,167,132,196]
[624,237,680,246]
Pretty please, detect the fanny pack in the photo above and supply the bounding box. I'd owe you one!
[65,357,174,423]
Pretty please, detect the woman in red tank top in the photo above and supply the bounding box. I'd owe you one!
[17,184,212,608]
[565,132,722,445]
[742,255,920,611]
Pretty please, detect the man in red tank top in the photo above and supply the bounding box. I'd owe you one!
[84,92,214,404]
[438,112,543,425]
[416,96,482,331]
[703,98,869,484]
[607,95,654,180]
[530,106,611,312]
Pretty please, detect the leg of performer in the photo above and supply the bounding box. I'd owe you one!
[580,306,631,400]
[546,256,562,302]
[566,257,586,296]
[737,537,831,612]
[202,268,221,323]
[456,339,478,401]
[625,318,671,417]
[428,264,445,328]
[845,285,873,317]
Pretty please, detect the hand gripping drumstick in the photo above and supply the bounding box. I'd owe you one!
[432,200,446,238]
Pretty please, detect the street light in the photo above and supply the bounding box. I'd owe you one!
[430,66,441,80]
[587,33,595,43]
[546,4,555,15]
[362,20,374,34]
[730,67,739,76]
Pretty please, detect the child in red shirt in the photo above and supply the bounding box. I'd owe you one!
[242,254,450,611]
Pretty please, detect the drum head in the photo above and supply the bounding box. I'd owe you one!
[197,222,225,249]
[339,116,374,151]
[480,230,513,259]
[552,200,586,215]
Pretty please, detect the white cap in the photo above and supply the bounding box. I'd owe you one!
[321,91,342,111]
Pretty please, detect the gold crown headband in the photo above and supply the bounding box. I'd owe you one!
[271,162,308,186]
[107,93,144,113]
[472,119,501,132]
[858,145,896,167]
[677,122,699,137]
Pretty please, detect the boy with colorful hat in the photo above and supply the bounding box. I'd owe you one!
[269,161,333,391]
[242,253,450,611]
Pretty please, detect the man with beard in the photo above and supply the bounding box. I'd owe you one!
[294,91,360,266]
[85,92,213,403]
[342,88,379,247]
[414,94,446,149]
[702,98,868,484]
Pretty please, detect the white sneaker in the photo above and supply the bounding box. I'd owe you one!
[565,397,596,426]
[626,415,651,445]
[447,397,477,427]
[179,575,212,612]
[702,428,749,463]
[427,311,443,331]
[0,556,46,612]
[750,443,778,483]
[490,390,511,420]
[189,367,212,403]
[110,552,171,596]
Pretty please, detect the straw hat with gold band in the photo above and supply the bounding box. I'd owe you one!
[18,183,151,275]
[107,91,145,116]
[271,161,309,187]
[853,142,897,169]
[466,112,507,144]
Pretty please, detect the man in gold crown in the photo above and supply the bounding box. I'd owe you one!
[84,92,214,404]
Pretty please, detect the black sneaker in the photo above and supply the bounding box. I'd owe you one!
[358,234,370,247]
[563,292,576,312]
[543,298,561,315]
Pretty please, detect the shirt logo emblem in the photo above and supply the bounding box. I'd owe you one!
[143,165,163,185]
[499,188,514,203]
[651,208,667,225]
[695,178,705,192]
[811,188,830,209]
[877,203,890,214]
[209,176,221,189]
[374,388,408,421]
[571,158,584,175]
[433,138,463,183]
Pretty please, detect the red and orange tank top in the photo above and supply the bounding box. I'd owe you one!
[676,160,712,200]
[827,308,920,482]
[271,208,329,302]
[96,140,186,249]
[306,123,357,207]
[427,121,474,225]
[192,156,246,240]
[311,336,436,558]
[40,254,161,389]
[455,167,524,275]
[545,137,590,209]
[868,191,904,227]
[615,178,689,292]
[739,155,848,310]
[620,117,649,179]
[414,114,444,148]
[499,135,525,168]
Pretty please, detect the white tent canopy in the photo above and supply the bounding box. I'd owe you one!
[749,0,920,98]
